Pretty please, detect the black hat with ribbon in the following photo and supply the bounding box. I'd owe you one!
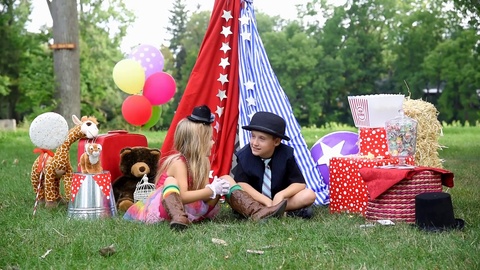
[414,192,465,232]
[187,105,214,125]
[242,111,290,141]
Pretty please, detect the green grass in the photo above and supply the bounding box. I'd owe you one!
[0,126,479,269]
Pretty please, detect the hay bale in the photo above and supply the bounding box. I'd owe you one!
[403,98,444,168]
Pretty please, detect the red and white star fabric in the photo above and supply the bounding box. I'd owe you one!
[161,0,240,178]
[161,0,329,205]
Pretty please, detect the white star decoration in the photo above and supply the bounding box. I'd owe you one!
[216,106,224,118]
[241,31,251,41]
[214,121,221,133]
[317,141,346,166]
[246,96,256,106]
[222,10,233,22]
[244,80,255,90]
[221,26,233,38]
[217,73,229,85]
[239,15,250,25]
[217,90,227,101]
[219,57,230,69]
[220,42,231,54]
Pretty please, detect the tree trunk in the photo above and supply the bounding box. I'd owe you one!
[47,0,80,127]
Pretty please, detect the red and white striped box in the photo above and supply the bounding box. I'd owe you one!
[329,156,414,216]
[348,94,404,128]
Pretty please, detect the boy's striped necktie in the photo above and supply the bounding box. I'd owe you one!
[262,158,272,198]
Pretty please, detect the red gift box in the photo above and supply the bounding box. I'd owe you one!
[77,130,148,183]
[358,127,389,158]
[329,156,414,216]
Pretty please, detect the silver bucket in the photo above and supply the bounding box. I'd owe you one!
[68,172,117,219]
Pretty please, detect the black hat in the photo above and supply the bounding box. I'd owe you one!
[242,111,290,141]
[187,105,214,125]
[415,192,465,232]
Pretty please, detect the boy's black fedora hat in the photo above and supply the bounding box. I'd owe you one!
[187,105,214,125]
[414,192,464,232]
[242,111,290,141]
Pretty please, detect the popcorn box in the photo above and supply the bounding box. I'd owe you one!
[329,156,414,215]
[358,127,389,158]
[348,94,404,128]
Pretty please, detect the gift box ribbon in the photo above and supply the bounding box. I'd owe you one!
[360,166,454,200]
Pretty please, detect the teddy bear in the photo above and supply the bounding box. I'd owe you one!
[112,147,161,212]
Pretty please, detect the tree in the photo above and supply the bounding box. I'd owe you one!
[451,0,480,26]
[77,0,134,126]
[0,0,32,120]
[423,29,480,123]
[47,0,81,125]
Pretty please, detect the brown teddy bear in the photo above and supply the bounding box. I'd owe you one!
[112,147,161,212]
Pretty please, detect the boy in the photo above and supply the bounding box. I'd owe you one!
[232,111,316,219]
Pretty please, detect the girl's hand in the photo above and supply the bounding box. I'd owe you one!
[206,177,230,199]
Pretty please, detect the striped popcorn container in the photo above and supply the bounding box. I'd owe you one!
[347,94,405,128]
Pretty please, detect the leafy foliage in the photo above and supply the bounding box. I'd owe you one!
[1,0,480,128]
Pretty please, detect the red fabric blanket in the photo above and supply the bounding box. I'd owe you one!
[360,166,454,200]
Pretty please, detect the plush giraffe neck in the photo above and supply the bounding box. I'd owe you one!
[55,125,85,158]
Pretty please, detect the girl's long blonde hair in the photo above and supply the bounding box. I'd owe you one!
[157,118,212,190]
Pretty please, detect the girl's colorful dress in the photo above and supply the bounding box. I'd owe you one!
[123,158,219,224]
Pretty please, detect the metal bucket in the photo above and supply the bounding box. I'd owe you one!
[68,172,117,219]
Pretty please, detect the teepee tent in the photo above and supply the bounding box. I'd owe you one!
[161,0,329,205]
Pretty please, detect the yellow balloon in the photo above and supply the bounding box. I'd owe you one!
[112,59,145,94]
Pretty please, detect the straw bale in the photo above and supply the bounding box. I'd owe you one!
[403,97,444,168]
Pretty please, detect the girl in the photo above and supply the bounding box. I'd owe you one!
[124,105,287,230]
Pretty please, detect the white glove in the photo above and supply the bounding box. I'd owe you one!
[206,177,230,199]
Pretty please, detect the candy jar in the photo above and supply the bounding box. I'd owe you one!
[385,110,417,167]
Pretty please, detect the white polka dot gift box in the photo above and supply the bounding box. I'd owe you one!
[358,127,389,158]
[328,156,414,216]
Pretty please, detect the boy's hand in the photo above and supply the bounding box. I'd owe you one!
[272,193,286,206]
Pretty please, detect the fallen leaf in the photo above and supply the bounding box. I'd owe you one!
[246,249,264,255]
[40,249,52,259]
[99,244,116,257]
[211,238,228,246]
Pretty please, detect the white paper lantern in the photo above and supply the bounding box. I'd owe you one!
[29,112,69,150]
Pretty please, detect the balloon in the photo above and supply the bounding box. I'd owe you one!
[112,59,145,94]
[29,112,69,149]
[129,44,165,79]
[142,72,176,105]
[121,95,152,126]
[142,106,162,129]
[310,131,359,186]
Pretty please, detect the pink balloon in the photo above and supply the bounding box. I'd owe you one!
[128,44,164,79]
[121,95,152,126]
[143,72,176,105]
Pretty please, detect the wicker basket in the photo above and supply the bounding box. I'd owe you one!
[133,174,155,202]
[366,170,442,223]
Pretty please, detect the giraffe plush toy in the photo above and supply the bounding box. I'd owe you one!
[31,115,99,208]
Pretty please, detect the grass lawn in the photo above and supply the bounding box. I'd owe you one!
[0,125,478,269]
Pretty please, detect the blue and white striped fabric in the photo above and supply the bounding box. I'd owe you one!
[236,0,329,205]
